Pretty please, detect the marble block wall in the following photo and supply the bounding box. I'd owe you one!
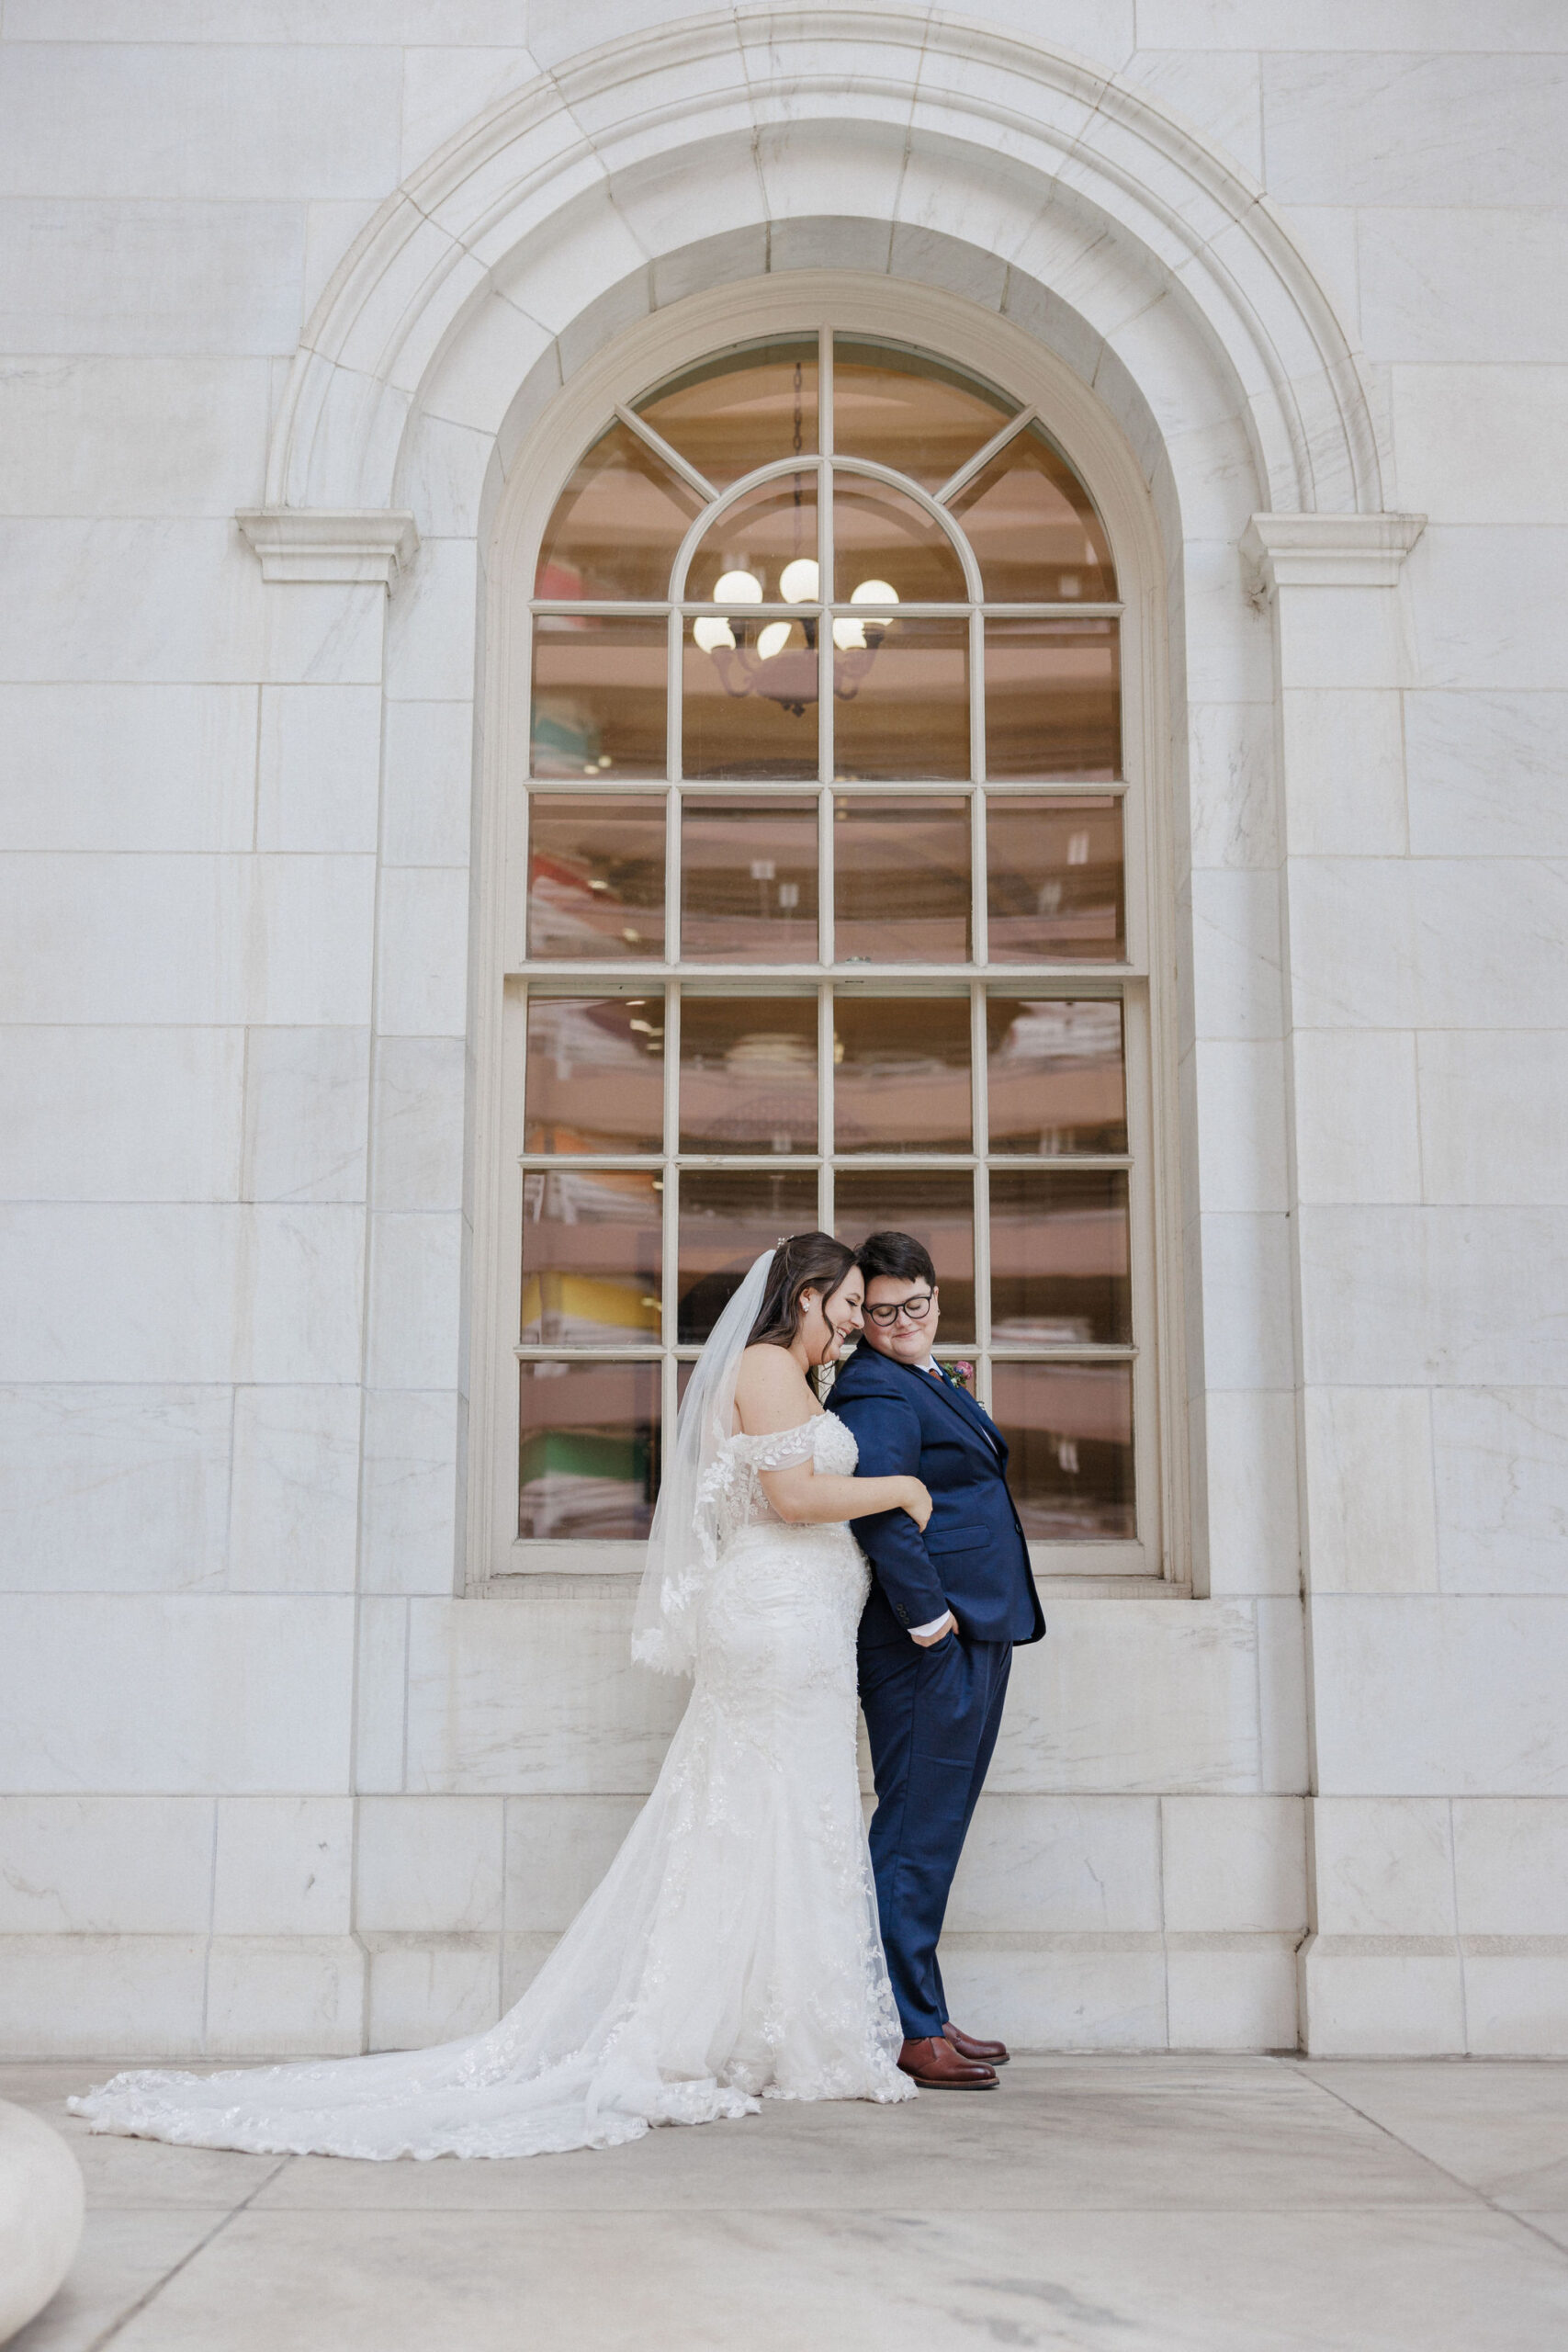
[1,2,1564,2061]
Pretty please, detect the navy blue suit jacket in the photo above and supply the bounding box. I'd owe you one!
[829,1346,1045,1650]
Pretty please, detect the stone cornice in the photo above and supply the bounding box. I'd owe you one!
[261,6,1386,517]
[1242,513,1426,594]
[236,509,419,589]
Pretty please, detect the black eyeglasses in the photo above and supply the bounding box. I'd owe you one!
[864,1293,934,1328]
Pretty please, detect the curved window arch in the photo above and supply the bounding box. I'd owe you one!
[502,324,1163,1581]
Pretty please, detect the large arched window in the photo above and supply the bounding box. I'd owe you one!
[494,326,1165,1581]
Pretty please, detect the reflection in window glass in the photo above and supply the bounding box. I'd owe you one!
[984,617,1120,781]
[833,616,969,782]
[831,339,1013,490]
[987,794,1124,964]
[833,997,971,1154]
[520,1168,661,1343]
[989,1169,1132,1345]
[684,476,820,603]
[829,477,967,603]
[682,622,818,782]
[681,797,819,961]
[986,999,1126,1156]
[637,340,818,489]
[835,1168,975,1340]
[518,1361,660,1540]
[678,1170,819,1342]
[990,1362,1134,1540]
[531,616,668,779]
[527,796,665,959]
[835,797,970,962]
[525,996,664,1155]
[680,998,818,1153]
[949,423,1117,603]
[535,422,704,600]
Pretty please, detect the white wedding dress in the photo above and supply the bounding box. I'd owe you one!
[71,1408,913,2161]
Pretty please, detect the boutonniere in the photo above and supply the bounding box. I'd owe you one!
[947,1361,975,1391]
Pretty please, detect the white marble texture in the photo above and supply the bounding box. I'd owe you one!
[1431,1388,1568,1595]
[1303,1387,1438,1594]
[0,1385,231,1594]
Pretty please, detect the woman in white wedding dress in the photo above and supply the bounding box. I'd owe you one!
[72,1235,929,2160]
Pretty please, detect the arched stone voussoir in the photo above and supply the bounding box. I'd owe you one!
[265,6,1383,524]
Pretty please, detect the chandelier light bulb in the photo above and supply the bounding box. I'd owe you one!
[832,616,865,650]
[694,617,736,652]
[779,557,820,604]
[851,578,898,606]
[712,569,762,603]
[756,621,793,661]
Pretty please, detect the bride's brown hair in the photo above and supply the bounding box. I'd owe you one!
[746,1231,858,1349]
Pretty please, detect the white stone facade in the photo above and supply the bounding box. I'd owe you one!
[1,1,1563,2063]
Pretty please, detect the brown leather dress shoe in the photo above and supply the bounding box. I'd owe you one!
[944,2021,1010,2066]
[897,2035,998,2089]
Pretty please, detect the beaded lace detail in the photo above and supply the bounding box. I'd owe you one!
[72,1411,912,2160]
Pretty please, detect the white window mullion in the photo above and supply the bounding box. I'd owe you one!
[971,975,992,1410]
[664,785,681,964]
[660,982,681,1360]
[970,785,987,968]
[666,605,681,782]
[818,788,835,968]
[818,978,834,1235]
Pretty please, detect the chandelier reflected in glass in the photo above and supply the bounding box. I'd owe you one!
[693,564,900,716]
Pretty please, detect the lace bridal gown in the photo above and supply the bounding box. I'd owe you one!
[71,1407,914,2161]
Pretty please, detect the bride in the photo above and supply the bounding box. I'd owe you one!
[72,1234,931,2160]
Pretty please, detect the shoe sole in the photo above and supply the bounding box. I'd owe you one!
[899,2074,999,2089]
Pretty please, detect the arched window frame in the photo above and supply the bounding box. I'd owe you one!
[469,279,1187,1595]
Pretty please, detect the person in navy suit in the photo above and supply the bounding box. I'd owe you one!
[828,1232,1045,2090]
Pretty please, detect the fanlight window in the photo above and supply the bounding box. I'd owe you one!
[509,329,1158,1577]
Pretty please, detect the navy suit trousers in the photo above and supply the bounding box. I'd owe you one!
[858,1627,1012,2040]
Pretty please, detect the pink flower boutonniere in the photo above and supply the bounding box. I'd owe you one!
[950,1361,975,1391]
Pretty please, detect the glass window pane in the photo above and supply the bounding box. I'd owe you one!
[987,998,1127,1157]
[989,1168,1131,1344]
[678,1170,819,1342]
[680,997,818,1153]
[680,797,819,962]
[521,1168,662,1343]
[834,796,970,962]
[984,617,1120,781]
[684,474,820,603]
[834,616,970,783]
[527,795,665,959]
[682,620,819,781]
[829,475,967,603]
[987,794,1124,964]
[834,1168,975,1340]
[637,340,818,490]
[833,997,971,1154]
[831,339,1014,491]
[535,422,704,600]
[518,1361,660,1541]
[531,615,668,780]
[990,1362,1134,1540]
[949,424,1116,602]
[525,995,664,1155]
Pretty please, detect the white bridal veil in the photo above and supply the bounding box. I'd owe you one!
[632,1248,774,1676]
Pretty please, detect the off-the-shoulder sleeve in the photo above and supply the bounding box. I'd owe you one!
[734,1419,821,1473]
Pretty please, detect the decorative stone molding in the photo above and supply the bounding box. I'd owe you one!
[264,6,1386,518]
[1242,513,1427,595]
[236,508,419,589]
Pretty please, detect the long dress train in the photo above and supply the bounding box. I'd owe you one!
[71,1413,913,2160]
